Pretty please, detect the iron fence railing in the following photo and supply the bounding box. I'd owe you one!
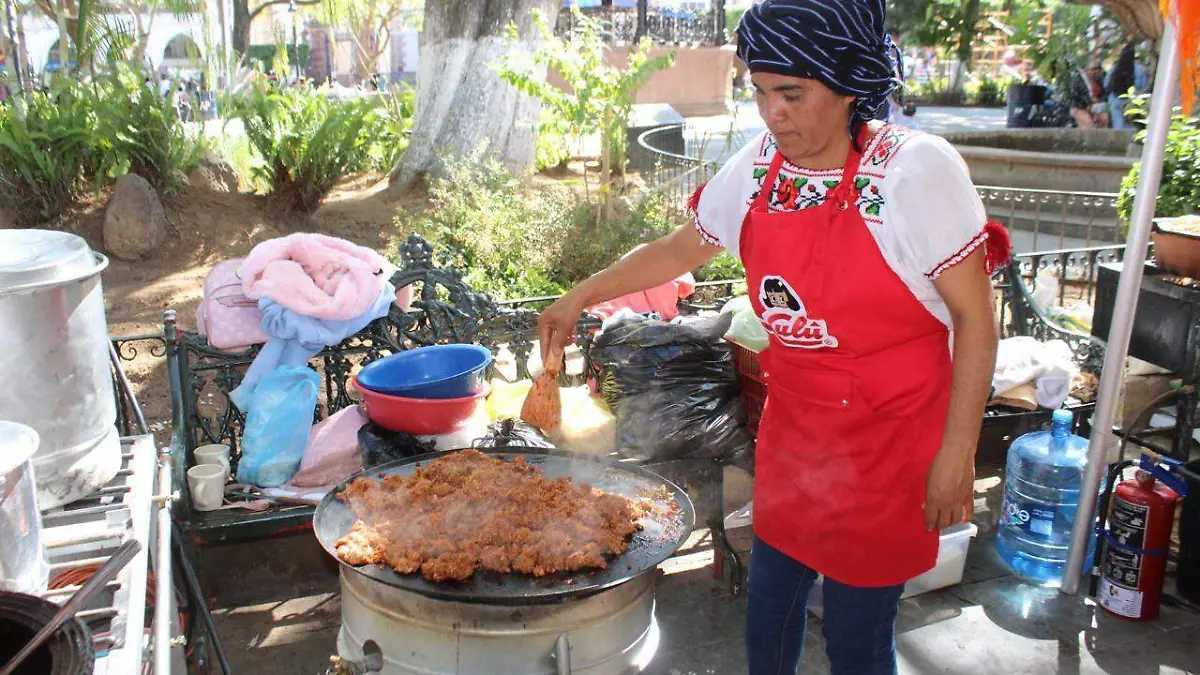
[555,6,726,47]
[634,124,721,209]
[978,187,1122,252]
[635,123,1125,252]
[1014,244,1127,308]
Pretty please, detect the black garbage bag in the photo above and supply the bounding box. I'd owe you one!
[590,312,754,465]
[357,423,437,467]
[472,418,557,451]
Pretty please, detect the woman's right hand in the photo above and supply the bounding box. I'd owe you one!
[537,291,587,364]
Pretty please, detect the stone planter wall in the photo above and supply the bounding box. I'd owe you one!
[944,129,1137,194]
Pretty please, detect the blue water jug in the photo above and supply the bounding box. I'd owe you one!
[997,409,1096,586]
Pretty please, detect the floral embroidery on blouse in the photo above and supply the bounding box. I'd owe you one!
[748,125,919,224]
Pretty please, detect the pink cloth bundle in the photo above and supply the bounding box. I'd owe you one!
[288,406,367,488]
[240,233,390,321]
[585,246,696,321]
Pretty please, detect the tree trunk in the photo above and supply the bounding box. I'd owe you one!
[54,0,70,70]
[951,0,981,93]
[233,0,250,57]
[3,0,24,91]
[1074,0,1163,41]
[601,106,613,222]
[388,0,561,194]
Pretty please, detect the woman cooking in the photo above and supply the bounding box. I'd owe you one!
[539,0,1008,672]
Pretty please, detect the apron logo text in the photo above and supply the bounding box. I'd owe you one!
[758,276,839,350]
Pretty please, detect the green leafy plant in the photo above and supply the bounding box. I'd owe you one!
[221,81,396,212]
[1117,97,1200,236]
[0,67,206,226]
[698,252,745,283]
[725,7,747,42]
[499,8,674,220]
[535,110,571,173]
[974,75,1002,107]
[0,83,101,226]
[372,85,417,171]
[394,150,682,301]
[1007,1,1122,82]
[216,132,271,194]
[395,150,576,299]
[94,68,206,192]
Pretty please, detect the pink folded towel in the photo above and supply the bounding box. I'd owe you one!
[240,233,390,321]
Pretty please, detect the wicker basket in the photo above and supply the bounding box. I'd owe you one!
[728,340,766,436]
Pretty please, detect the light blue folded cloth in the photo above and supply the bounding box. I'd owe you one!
[230,282,395,412]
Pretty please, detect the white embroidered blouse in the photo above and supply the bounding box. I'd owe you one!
[691,125,990,328]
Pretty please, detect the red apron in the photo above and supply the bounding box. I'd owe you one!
[742,136,952,587]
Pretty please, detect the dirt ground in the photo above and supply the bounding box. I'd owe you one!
[60,173,423,433]
[34,158,610,436]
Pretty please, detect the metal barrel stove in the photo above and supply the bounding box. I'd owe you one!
[315,450,695,675]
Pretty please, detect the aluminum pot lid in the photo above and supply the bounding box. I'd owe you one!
[0,230,107,292]
[0,421,39,475]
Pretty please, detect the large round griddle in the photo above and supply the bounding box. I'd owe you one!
[314,448,695,605]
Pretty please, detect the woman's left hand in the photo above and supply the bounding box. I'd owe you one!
[924,449,974,531]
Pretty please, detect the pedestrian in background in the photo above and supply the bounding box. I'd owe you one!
[1106,44,1138,129]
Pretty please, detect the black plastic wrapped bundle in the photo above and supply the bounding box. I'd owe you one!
[590,312,755,465]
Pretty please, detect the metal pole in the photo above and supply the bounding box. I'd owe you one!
[109,341,149,436]
[174,522,235,675]
[1060,20,1182,596]
[153,453,176,675]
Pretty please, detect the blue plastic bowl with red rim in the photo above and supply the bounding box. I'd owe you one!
[356,344,493,399]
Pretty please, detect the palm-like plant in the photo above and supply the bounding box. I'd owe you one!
[222,83,389,212]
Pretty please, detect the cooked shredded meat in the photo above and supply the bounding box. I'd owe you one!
[334,450,645,581]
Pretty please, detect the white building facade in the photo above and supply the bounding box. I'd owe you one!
[16,5,220,76]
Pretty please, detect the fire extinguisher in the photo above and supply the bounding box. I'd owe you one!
[1089,452,1189,621]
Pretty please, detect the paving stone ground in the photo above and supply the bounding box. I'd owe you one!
[200,460,1200,674]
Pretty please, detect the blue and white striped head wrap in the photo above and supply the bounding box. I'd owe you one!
[736,0,901,129]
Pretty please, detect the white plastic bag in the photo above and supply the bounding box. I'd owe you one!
[992,337,1078,409]
[722,296,769,352]
[1031,271,1059,312]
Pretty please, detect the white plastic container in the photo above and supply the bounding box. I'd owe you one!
[0,421,50,593]
[808,522,978,618]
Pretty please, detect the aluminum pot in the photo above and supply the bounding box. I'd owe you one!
[0,230,120,509]
[0,422,49,594]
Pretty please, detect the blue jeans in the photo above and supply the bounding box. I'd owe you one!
[1108,95,1128,130]
[746,536,905,675]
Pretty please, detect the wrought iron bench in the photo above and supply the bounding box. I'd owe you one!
[163,234,738,597]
